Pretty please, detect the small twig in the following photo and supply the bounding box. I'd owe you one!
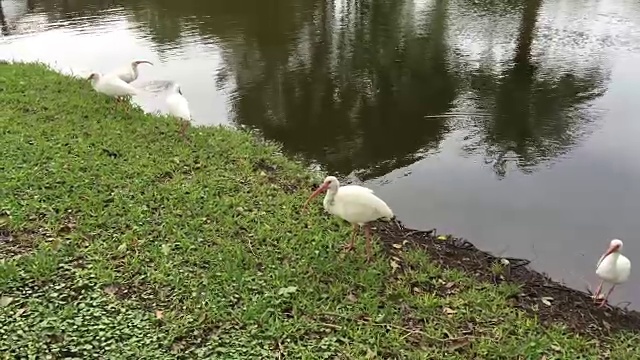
[318,322,342,330]
[246,239,257,257]
[615,301,632,310]
[529,242,539,264]
[319,312,473,343]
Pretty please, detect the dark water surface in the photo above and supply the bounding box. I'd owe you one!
[2,0,640,307]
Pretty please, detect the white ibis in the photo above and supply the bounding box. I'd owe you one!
[165,83,191,137]
[88,72,138,105]
[109,60,153,83]
[303,176,394,261]
[594,239,631,307]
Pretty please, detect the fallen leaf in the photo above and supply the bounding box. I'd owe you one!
[445,282,456,289]
[540,297,553,306]
[390,259,400,273]
[412,287,422,294]
[392,243,402,249]
[446,337,471,351]
[437,235,447,241]
[346,294,357,303]
[155,310,164,319]
[15,307,27,317]
[443,307,457,316]
[104,285,119,296]
[0,296,14,308]
[365,348,376,359]
[50,238,62,251]
[58,222,76,234]
[277,286,298,296]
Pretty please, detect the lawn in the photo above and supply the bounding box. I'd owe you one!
[0,62,638,359]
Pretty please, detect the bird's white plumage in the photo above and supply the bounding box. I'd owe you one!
[321,177,393,225]
[596,239,631,284]
[90,73,138,98]
[166,84,191,121]
[110,64,137,83]
[108,61,151,83]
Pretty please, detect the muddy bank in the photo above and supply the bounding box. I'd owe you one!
[373,220,640,338]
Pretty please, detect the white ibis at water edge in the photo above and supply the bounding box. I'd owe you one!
[165,83,192,137]
[303,176,394,261]
[108,60,153,83]
[88,72,138,104]
[594,238,631,307]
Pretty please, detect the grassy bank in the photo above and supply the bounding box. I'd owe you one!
[0,62,638,358]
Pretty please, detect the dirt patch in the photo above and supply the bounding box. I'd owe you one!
[252,158,312,193]
[0,229,41,259]
[373,220,640,338]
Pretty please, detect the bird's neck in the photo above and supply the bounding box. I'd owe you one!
[324,189,337,207]
[131,64,139,77]
[608,252,620,262]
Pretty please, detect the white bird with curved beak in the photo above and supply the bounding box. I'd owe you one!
[303,176,394,261]
[165,83,191,137]
[88,72,138,106]
[109,60,153,83]
[594,239,631,307]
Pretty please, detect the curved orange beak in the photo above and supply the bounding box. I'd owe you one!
[302,182,329,211]
[597,243,620,268]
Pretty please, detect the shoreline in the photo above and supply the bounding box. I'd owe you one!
[372,220,640,336]
[0,61,639,357]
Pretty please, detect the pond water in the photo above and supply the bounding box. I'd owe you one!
[2,0,640,308]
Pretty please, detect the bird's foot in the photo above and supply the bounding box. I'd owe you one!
[342,242,355,253]
[592,291,605,303]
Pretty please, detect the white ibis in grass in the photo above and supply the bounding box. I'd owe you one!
[594,239,631,307]
[165,83,191,137]
[88,72,138,105]
[303,176,394,261]
[109,60,153,83]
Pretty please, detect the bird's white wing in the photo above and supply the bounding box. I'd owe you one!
[335,185,393,220]
[166,94,191,121]
[101,75,138,96]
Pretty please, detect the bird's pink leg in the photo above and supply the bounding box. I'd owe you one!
[593,280,603,303]
[342,223,358,252]
[598,285,616,308]
[364,224,373,262]
[179,120,189,139]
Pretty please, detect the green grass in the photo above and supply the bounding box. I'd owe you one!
[0,61,638,359]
